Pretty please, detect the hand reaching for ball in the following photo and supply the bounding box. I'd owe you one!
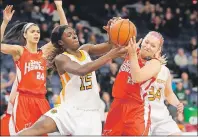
[103,17,123,33]
[127,37,142,54]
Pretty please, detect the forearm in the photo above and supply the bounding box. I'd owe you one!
[166,93,180,107]
[128,52,141,82]
[76,53,112,76]
[1,20,8,42]
[89,42,114,56]
[56,6,68,25]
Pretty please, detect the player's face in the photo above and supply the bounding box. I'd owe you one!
[24,25,40,44]
[140,34,161,58]
[61,28,79,50]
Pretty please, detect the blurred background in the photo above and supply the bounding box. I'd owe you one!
[0,0,197,134]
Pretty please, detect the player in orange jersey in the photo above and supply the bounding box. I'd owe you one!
[103,31,168,136]
[0,1,67,135]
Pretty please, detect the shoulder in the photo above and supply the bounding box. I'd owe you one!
[54,54,69,63]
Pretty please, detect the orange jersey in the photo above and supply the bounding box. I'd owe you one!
[15,47,47,95]
[112,55,155,103]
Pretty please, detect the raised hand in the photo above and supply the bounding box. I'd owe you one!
[128,37,142,54]
[177,102,184,114]
[3,5,15,23]
[54,0,62,7]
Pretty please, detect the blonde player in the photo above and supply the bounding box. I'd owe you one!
[127,32,184,135]
[147,64,184,135]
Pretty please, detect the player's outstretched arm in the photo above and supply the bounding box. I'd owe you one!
[79,17,122,56]
[54,0,68,25]
[55,47,128,76]
[165,70,184,113]
[128,37,161,83]
[1,5,23,60]
[41,0,68,57]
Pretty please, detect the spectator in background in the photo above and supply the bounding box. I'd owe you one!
[1,71,16,94]
[163,7,179,37]
[5,71,16,93]
[89,34,97,44]
[174,48,188,74]
[188,49,197,65]
[20,0,34,20]
[175,8,183,28]
[111,4,120,17]
[181,72,193,90]
[67,4,79,24]
[188,49,198,87]
[149,15,163,32]
[41,0,55,20]
[174,82,188,105]
[40,22,50,42]
[1,71,8,93]
[186,37,198,53]
[31,6,45,23]
[104,4,112,19]
[78,32,86,45]
[120,7,129,18]
[125,0,144,14]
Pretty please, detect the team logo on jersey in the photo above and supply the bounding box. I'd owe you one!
[24,60,44,74]
[119,60,131,73]
[51,109,57,114]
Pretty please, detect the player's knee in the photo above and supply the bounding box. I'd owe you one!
[36,116,57,133]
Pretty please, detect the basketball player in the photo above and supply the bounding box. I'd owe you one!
[0,1,67,135]
[103,31,183,136]
[127,33,184,135]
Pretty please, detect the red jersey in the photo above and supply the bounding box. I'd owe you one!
[112,56,155,103]
[15,47,47,95]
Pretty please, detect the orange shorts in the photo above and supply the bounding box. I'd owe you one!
[10,93,50,134]
[1,113,11,136]
[103,98,151,136]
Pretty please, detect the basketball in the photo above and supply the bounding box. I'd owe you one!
[109,19,137,47]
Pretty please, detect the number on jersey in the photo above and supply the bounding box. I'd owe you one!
[80,73,92,91]
[148,86,162,101]
[37,72,44,80]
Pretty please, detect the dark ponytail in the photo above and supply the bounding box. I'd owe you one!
[2,21,27,45]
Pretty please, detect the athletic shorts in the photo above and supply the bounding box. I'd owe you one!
[45,104,102,135]
[150,116,181,135]
[9,93,50,135]
[103,98,151,136]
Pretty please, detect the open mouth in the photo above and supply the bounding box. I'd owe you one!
[34,37,39,40]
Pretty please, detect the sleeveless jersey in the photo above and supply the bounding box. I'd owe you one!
[146,65,170,123]
[15,47,47,95]
[59,50,101,109]
[112,55,156,104]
